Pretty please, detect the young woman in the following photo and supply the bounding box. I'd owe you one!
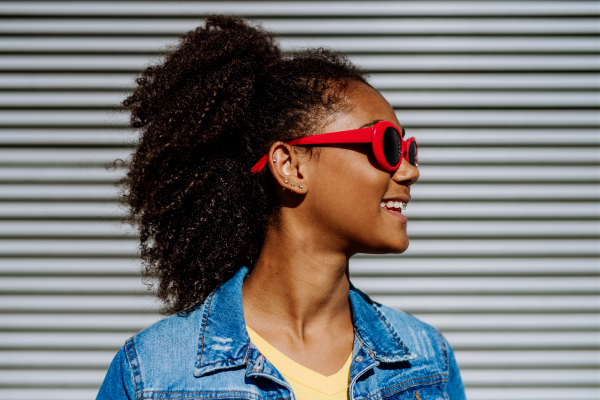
[98,15,465,400]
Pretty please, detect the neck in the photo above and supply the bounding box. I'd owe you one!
[242,210,352,340]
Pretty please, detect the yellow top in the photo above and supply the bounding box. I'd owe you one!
[246,326,352,400]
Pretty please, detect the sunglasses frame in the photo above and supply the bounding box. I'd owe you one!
[251,120,416,174]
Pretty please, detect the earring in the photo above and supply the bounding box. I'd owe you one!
[284,180,288,184]
[272,158,276,162]
[299,184,303,189]
[291,182,295,187]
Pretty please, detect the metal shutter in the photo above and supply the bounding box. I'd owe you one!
[0,1,598,399]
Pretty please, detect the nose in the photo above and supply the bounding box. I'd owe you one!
[392,158,419,186]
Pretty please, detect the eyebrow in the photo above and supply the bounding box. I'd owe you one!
[359,119,382,129]
[359,119,405,138]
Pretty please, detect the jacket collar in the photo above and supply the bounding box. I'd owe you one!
[194,266,415,378]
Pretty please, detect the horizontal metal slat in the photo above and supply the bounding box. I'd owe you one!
[444,332,600,349]
[417,166,600,182]
[410,129,600,145]
[461,369,600,386]
[407,220,600,237]
[356,277,600,294]
[2,110,597,127]
[2,201,596,219]
[2,73,598,90]
[418,148,600,164]
[0,183,600,200]
[3,294,596,313]
[0,168,123,182]
[1,128,596,146]
[2,18,598,35]
[0,277,145,293]
[465,388,600,400]
[0,202,125,219]
[1,220,596,238]
[2,276,597,295]
[370,296,599,312]
[401,239,600,256]
[2,148,597,166]
[354,55,600,71]
[0,314,162,330]
[0,389,97,400]
[371,74,600,90]
[0,240,138,256]
[2,2,597,17]
[0,221,133,237]
[1,257,595,276]
[2,55,598,72]
[410,184,600,200]
[2,166,598,183]
[0,295,155,312]
[0,238,596,256]
[4,90,598,108]
[0,258,139,275]
[349,257,600,275]
[0,369,105,386]
[456,351,600,367]
[383,91,600,108]
[0,313,595,331]
[415,314,600,330]
[0,74,134,90]
[4,37,600,54]
[1,331,595,350]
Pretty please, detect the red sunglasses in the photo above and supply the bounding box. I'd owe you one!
[251,120,418,174]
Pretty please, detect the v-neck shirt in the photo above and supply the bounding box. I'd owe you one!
[246,326,352,400]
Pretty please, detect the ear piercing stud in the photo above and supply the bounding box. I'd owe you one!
[290,182,295,187]
[272,158,276,162]
[299,184,303,189]
[284,180,288,184]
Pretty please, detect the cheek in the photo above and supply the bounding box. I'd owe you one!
[309,149,388,230]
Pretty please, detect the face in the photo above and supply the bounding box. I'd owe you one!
[300,81,420,255]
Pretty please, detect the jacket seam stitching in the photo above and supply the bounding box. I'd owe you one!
[369,303,410,355]
[197,292,216,367]
[436,329,449,373]
[125,338,142,399]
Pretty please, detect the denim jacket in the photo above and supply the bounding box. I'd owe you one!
[98,266,465,399]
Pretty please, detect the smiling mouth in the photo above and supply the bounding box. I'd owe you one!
[380,201,407,213]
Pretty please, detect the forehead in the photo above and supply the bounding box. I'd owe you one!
[335,82,401,131]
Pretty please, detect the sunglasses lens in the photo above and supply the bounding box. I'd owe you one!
[408,141,418,167]
[382,127,401,167]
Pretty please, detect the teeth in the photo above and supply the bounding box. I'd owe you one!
[386,201,394,208]
[401,203,407,210]
[380,202,385,208]
[393,201,401,208]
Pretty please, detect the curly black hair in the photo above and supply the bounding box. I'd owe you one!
[118,15,368,315]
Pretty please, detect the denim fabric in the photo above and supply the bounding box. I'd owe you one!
[98,267,466,400]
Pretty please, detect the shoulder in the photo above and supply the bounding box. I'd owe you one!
[128,303,205,365]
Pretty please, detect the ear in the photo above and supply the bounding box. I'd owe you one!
[267,142,308,194]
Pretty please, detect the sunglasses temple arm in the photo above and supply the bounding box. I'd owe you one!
[250,128,373,174]
[289,128,372,146]
[251,155,269,174]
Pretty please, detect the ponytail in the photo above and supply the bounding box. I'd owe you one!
[119,15,367,315]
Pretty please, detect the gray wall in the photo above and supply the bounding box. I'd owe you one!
[0,1,598,399]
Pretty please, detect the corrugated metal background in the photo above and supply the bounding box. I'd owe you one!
[0,1,598,399]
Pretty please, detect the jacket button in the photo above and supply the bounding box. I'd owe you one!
[354,356,363,362]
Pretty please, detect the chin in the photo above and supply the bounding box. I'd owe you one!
[361,237,409,255]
